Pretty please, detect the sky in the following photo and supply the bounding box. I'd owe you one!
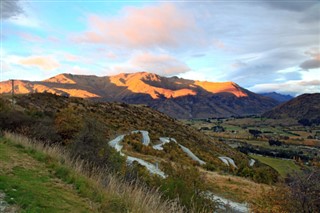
[1,0,320,96]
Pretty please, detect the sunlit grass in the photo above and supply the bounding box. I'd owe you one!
[250,154,301,177]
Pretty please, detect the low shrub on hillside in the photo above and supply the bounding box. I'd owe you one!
[161,163,217,212]
[71,117,126,174]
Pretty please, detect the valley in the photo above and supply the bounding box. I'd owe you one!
[183,116,320,177]
[0,87,319,212]
[2,0,320,211]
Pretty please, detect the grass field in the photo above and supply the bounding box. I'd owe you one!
[0,138,97,212]
[0,133,183,213]
[250,154,301,177]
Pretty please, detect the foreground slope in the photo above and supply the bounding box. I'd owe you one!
[0,93,280,211]
[2,93,245,167]
[0,136,97,212]
[0,133,183,213]
[0,72,279,118]
[263,93,320,121]
[0,93,278,182]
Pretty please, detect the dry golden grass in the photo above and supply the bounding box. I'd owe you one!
[201,169,271,204]
[4,132,184,213]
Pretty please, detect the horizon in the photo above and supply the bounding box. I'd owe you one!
[1,0,320,96]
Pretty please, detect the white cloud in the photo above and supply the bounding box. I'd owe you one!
[9,14,40,28]
[249,79,320,96]
[112,52,190,76]
[74,3,198,49]
[7,55,60,71]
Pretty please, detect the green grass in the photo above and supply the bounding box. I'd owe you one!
[250,154,301,177]
[0,138,97,213]
[0,133,183,213]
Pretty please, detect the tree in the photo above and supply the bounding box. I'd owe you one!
[54,108,83,144]
[249,129,262,138]
[268,139,282,146]
[287,168,320,213]
[298,118,311,127]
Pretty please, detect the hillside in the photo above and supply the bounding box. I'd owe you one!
[0,92,247,170]
[259,92,293,103]
[0,72,279,118]
[0,93,279,211]
[263,93,320,122]
[0,132,183,213]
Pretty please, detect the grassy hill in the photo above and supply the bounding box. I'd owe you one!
[0,132,181,213]
[0,93,249,170]
[0,93,280,211]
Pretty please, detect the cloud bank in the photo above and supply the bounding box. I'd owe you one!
[75,3,197,49]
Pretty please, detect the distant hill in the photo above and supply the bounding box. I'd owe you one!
[263,93,320,122]
[0,72,279,119]
[259,92,293,103]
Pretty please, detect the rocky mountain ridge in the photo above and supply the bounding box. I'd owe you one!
[0,72,279,118]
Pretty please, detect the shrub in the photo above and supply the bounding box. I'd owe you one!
[160,164,216,211]
[71,117,126,174]
[54,108,83,144]
[286,168,320,213]
[249,129,262,138]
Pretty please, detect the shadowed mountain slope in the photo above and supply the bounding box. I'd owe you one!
[263,93,320,121]
[259,92,293,103]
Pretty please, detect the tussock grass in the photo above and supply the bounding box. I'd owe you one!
[4,132,184,213]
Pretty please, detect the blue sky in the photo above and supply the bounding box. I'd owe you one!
[1,0,320,96]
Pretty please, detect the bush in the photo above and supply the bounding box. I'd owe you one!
[54,108,83,144]
[0,110,33,133]
[160,164,216,211]
[249,129,262,138]
[298,118,311,126]
[286,169,320,213]
[268,139,282,146]
[71,117,126,173]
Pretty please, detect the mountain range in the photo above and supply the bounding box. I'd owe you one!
[259,92,293,103]
[0,72,279,118]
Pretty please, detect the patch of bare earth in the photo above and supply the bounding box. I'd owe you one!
[0,192,19,213]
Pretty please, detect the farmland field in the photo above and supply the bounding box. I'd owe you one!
[250,154,301,177]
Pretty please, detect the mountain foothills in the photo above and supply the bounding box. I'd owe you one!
[263,93,320,124]
[0,93,281,212]
[1,91,319,212]
[0,72,279,118]
[0,93,250,170]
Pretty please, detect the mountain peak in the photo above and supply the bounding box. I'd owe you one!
[259,92,293,103]
[44,73,76,84]
[194,80,247,97]
[0,72,279,118]
[113,72,161,81]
